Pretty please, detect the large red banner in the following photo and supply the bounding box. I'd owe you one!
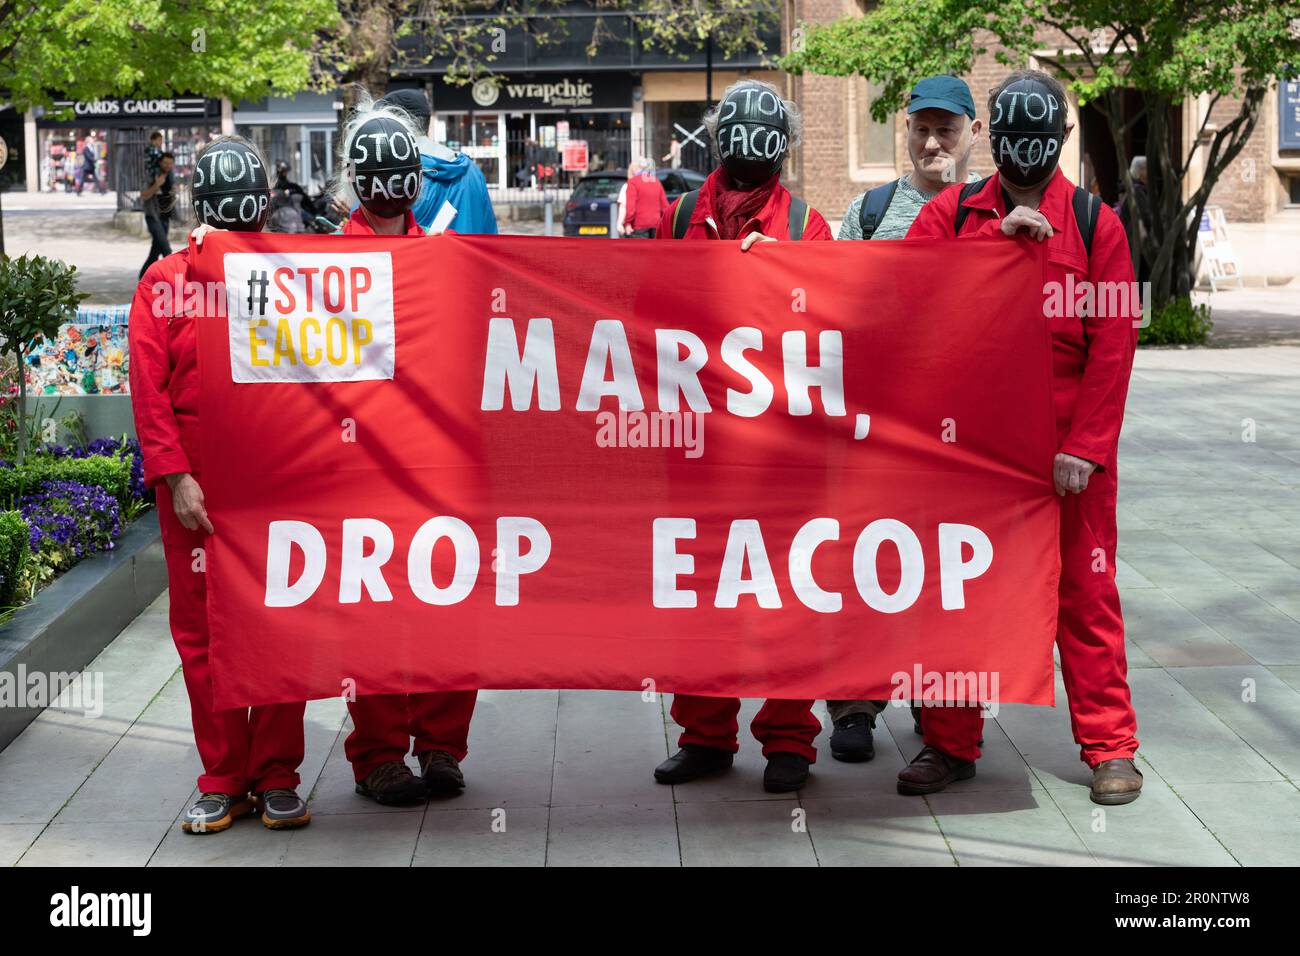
[193,233,1060,709]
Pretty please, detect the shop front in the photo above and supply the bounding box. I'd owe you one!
[33,96,221,209]
[431,73,635,188]
[233,91,341,194]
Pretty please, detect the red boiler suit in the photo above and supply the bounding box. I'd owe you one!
[338,207,478,781]
[655,168,829,761]
[129,250,306,795]
[906,167,1139,767]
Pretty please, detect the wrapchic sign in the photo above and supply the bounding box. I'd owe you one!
[436,75,633,112]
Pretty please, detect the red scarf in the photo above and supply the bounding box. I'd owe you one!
[712,172,779,240]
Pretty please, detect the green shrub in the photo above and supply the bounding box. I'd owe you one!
[0,453,132,510]
[0,509,29,610]
[1138,297,1213,346]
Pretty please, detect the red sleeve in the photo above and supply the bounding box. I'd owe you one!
[1058,206,1138,471]
[128,261,191,487]
[905,186,962,239]
[659,183,669,216]
[804,209,833,241]
[655,197,681,239]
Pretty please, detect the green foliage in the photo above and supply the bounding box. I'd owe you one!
[0,454,133,511]
[0,0,337,110]
[1138,297,1213,346]
[0,510,30,611]
[0,255,85,359]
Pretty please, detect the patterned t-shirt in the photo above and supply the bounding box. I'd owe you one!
[838,171,982,241]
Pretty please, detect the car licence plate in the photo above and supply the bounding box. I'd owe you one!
[579,225,608,235]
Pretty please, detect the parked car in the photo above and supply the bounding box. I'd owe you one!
[563,168,708,237]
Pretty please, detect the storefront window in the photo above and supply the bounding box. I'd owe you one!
[37,124,213,215]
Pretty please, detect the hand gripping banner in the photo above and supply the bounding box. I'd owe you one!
[192,233,1060,709]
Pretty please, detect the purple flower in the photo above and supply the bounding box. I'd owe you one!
[20,479,122,570]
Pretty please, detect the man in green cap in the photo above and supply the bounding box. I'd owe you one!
[827,75,983,762]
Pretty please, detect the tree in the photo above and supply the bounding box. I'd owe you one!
[0,1,334,108]
[320,2,781,104]
[783,1,1300,312]
[0,0,336,254]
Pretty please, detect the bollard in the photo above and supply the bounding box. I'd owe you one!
[609,197,619,239]
[544,192,553,237]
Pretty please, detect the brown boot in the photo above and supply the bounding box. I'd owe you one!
[418,750,466,796]
[897,746,976,795]
[355,760,427,806]
[1090,758,1143,805]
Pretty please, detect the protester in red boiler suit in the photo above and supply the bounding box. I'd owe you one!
[654,79,830,794]
[329,93,478,806]
[130,135,311,835]
[904,70,1142,805]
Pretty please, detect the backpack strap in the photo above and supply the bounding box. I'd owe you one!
[788,195,810,241]
[1073,186,1100,256]
[671,189,700,239]
[857,180,899,239]
[952,177,991,234]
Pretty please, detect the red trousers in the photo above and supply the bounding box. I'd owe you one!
[345,691,478,782]
[158,483,305,795]
[922,465,1138,767]
[672,695,820,762]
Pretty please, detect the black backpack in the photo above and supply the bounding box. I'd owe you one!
[856,176,1099,252]
[953,176,1100,254]
[671,189,812,240]
[857,180,900,238]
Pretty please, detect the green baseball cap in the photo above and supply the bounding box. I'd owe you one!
[908,75,976,120]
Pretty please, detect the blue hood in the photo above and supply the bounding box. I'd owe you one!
[412,150,499,234]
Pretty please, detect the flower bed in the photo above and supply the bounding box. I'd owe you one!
[0,437,150,614]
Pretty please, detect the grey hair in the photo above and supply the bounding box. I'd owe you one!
[331,86,422,207]
[701,79,802,164]
[1129,155,1148,179]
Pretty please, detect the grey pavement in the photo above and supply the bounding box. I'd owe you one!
[1,206,1298,866]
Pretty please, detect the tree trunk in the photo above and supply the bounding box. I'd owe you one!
[16,343,25,465]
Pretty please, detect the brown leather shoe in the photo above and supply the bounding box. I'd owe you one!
[1090,757,1143,805]
[897,745,976,795]
[355,760,427,806]
[418,749,466,796]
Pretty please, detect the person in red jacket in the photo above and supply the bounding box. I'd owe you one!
[332,95,479,805]
[902,70,1142,805]
[130,135,311,834]
[620,158,668,238]
[652,79,831,795]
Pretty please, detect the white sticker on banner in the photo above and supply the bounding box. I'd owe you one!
[223,251,396,383]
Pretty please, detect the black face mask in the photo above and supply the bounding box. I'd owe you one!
[191,142,270,232]
[988,78,1066,189]
[715,86,789,188]
[347,115,422,218]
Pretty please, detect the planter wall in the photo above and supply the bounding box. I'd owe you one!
[0,510,165,751]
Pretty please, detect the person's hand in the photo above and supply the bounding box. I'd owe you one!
[165,473,214,534]
[1053,453,1097,496]
[1000,206,1053,241]
[191,223,224,247]
[154,172,169,186]
[740,231,777,251]
[330,196,350,218]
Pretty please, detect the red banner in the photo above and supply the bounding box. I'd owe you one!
[193,233,1060,709]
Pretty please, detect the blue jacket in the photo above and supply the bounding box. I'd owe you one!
[412,151,498,235]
